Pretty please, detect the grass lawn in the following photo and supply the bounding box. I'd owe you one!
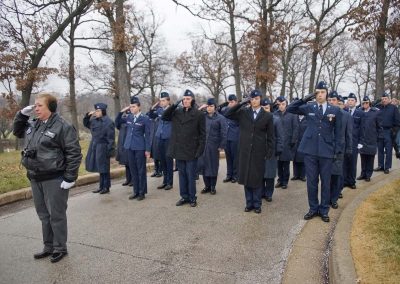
[351,179,400,283]
[0,140,120,194]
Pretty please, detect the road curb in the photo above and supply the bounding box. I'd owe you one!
[328,170,400,284]
[0,162,155,207]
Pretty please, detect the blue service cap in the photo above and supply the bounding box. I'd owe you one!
[130,96,140,104]
[381,92,389,98]
[316,81,328,91]
[328,90,339,99]
[362,95,371,102]
[276,96,286,102]
[94,103,107,110]
[250,89,262,98]
[183,89,194,98]
[228,94,237,101]
[338,95,344,102]
[261,98,272,106]
[160,91,169,98]
[348,93,357,100]
[207,98,216,106]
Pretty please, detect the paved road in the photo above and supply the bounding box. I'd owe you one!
[1,158,398,284]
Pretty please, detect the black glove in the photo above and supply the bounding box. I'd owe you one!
[396,151,400,159]
[303,93,316,103]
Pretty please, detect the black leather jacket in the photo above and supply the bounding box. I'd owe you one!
[13,112,82,182]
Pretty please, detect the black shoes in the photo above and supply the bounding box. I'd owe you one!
[99,188,110,194]
[244,207,253,212]
[339,193,343,199]
[129,194,139,200]
[190,201,197,207]
[50,252,68,263]
[210,187,216,195]
[231,178,237,183]
[164,185,173,190]
[350,184,356,189]
[365,177,371,182]
[281,185,288,189]
[122,181,130,186]
[92,188,102,193]
[137,195,145,201]
[157,184,167,189]
[275,182,282,188]
[304,211,318,220]
[264,196,272,202]
[291,176,299,181]
[374,167,384,171]
[321,215,330,222]
[176,199,189,206]
[223,177,232,183]
[384,169,389,174]
[331,202,339,209]
[34,250,53,259]
[151,172,162,177]
[201,187,210,194]
[150,172,157,177]
[300,177,306,182]
[254,208,261,214]
[356,176,366,180]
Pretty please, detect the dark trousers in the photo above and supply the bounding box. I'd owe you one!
[330,174,343,203]
[378,129,393,169]
[99,172,111,189]
[176,159,197,202]
[244,186,262,209]
[277,160,290,185]
[125,165,131,183]
[343,149,357,186]
[154,159,162,174]
[159,138,173,185]
[293,161,305,178]
[31,178,69,253]
[262,178,275,198]
[128,150,147,196]
[360,154,375,178]
[304,155,333,216]
[203,176,217,187]
[225,140,238,179]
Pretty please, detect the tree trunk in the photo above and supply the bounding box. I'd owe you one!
[308,49,318,93]
[68,24,79,137]
[280,48,293,97]
[149,55,156,104]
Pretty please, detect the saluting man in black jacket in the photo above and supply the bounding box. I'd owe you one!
[13,93,82,263]
[162,89,206,207]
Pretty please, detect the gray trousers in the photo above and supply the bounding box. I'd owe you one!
[31,178,69,253]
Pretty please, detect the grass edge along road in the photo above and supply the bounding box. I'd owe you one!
[351,179,400,284]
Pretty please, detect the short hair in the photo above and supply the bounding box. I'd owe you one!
[36,93,57,112]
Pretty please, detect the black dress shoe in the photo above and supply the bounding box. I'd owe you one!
[210,188,216,195]
[122,181,130,186]
[356,176,365,180]
[150,172,157,177]
[331,202,339,209]
[304,211,318,220]
[128,183,133,186]
[384,169,389,174]
[190,201,197,207]
[350,184,357,189]
[365,177,371,182]
[173,168,178,172]
[275,182,282,188]
[254,208,261,214]
[291,176,299,181]
[157,184,167,189]
[231,178,237,183]
[374,167,383,171]
[164,185,173,190]
[176,199,189,206]
[300,177,306,182]
[155,173,163,177]
[223,177,232,183]
[281,185,288,189]
[34,250,53,259]
[339,193,343,199]
[201,187,210,194]
[244,207,253,212]
[136,195,145,201]
[129,194,139,200]
[50,252,68,263]
[99,188,110,194]
[92,188,102,193]
[321,215,330,222]
[265,196,272,202]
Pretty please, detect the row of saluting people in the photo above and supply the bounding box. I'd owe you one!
[83,81,400,222]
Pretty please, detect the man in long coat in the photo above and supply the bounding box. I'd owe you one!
[225,90,274,214]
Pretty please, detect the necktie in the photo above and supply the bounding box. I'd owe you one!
[134,115,137,123]
[253,110,257,120]
[318,104,323,116]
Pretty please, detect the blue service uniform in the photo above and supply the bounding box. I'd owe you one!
[220,106,240,180]
[198,112,227,188]
[116,112,151,197]
[275,110,299,187]
[287,100,342,216]
[84,114,115,191]
[293,115,307,179]
[330,109,352,204]
[148,106,173,186]
[115,111,131,184]
[343,107,363,187]
[377,103,400,170]
[358,107,381,179]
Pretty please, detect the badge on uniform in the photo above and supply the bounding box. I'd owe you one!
[327,114,335,121]
[308,113,315,116]
[44,130,56,138]
[26,127,32,135]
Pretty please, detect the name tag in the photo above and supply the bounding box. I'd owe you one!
[135,123,143,126]
[44,130,56,138]
[308,113,315,116]
[26,127,32,135]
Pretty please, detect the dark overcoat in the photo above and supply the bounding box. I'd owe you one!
[225,104,274,188]
[294,115,307,162]
[198,112,227,176]
[275,110,299,161]
[358,107,381,155]
[332,109,353,175]
[84,114,115,173]
[162,104,206,161]
[115,112,129,165]
[264,116,283,179]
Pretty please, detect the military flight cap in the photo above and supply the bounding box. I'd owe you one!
[207,98,216,106]
[94,103,107,110]
[250,89,262,98]
[160,91,169,98]
[348,93,357,100]
[183,89,194,98]
[316,81,328,91]
[261,98,272,106]
[328,90,339,99]
[130,96,140,105]
[228,94,237,101]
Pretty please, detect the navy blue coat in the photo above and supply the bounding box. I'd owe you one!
[115,112,130,165]
[294,115,307,162]
[148,107,172,140]
[377,103,400,138]
[264,116,284,179]
[348,107,364,147]
[149,118,161,160]
[358,107,381,155]
[84,114,115,173]
[332,109,353,175]
[275,110,299,161]
[219,106,239,142]
[287,100,342,159]
[115,112,151,152]
[198,112,227,176]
